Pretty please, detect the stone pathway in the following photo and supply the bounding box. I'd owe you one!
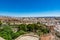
[0,37,5,40]
[15,36,39,40]
[15,33,39,40]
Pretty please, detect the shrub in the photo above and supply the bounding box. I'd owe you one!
[0,26,14,40]
[0,23,50,40]
[13,30,26,39]
[0,21,2,26]
[18,24,27,31]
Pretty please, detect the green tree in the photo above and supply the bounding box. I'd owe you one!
[27,24,35,32]
[37,22,40,24]
[0,21,2,26]
[7,22,10,26]
[19,24,27,31]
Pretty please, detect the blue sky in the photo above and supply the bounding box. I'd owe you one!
[0,0,60,17]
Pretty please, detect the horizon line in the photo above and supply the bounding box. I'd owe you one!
[0,15,60,18]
